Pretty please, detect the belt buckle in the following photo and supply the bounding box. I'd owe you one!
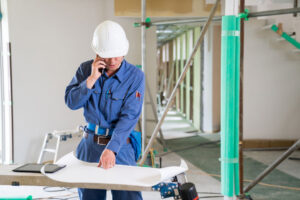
[97,135,107,146]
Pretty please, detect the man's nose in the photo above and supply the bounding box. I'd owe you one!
[106,58,116,65]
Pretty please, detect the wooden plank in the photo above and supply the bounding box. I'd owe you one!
[243,139,298,149]
[115,0,222,17]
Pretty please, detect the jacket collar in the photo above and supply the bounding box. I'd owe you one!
[113,59,126,82]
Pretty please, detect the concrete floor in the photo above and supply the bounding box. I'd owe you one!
[155,110,300,199]
[150,111,223,200]
[244,150,300,180]
[1,110,299,199]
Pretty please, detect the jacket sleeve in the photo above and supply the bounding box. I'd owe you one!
[65,64,96,110]
[106,73,145,154]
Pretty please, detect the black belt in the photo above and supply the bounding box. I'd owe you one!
[93,135,111,145]
[84,132,131,146]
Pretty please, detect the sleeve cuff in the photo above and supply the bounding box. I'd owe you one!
[106,140,121,155]
[80,79,95,95]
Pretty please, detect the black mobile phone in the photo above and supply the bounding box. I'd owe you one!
[99,67,105,74]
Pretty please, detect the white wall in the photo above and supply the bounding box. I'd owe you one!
[8,0,157,163]
[202,25,221,133]
[212,25,221,132]
[244,19,300,140]
[202,26,213,133]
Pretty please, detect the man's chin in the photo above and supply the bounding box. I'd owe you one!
[107,65,120,71]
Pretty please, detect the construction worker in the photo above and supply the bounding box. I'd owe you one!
[65,20,144,200]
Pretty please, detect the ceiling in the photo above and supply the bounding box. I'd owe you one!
[156,24,199,47]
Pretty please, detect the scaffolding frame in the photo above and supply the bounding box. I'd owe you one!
[144,7,300,26]
[138,1,300,198]
[139,0,221,164]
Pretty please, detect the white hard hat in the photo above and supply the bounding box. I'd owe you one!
[91,20,129,58]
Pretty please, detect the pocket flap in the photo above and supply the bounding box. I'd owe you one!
[112,92,125,100]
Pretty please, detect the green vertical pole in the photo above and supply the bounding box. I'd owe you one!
[221,15,240,197]
[185,32,191,121]
[193,27,201,131]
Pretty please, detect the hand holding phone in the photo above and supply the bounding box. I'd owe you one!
[86,55,106,89]
[91,55,106,77]
[98,67,105,74]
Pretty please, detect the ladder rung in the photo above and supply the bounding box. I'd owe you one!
[43,149,56,153]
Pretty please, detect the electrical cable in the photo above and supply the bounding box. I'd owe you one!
[33,187,79,200]
[289,157,300,161]
[43,187,67,192]
[34,194,78,200]
[198,195,224,199]
[243,180,300,191]
[243,147,289,151]
[197,191,221,196]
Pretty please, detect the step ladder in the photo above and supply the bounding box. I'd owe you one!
[37,127,83,164]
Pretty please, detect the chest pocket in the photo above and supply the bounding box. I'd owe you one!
[111,92,125,101]
[109,91,126,121]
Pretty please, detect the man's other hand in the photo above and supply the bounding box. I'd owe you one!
[98,149,116,169]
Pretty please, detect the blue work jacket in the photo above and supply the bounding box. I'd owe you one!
[65,59,145,155]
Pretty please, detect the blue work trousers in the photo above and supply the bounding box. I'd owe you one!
[76,134,143,200]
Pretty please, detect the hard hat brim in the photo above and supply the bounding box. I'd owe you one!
[92,41,129,58]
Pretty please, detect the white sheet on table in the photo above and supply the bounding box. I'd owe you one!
[41,152,188,187]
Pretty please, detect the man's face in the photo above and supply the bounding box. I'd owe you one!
[99,56,124,71]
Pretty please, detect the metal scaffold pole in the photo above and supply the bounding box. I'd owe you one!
[140,8,300,26]
[244,139,300,193]
[139,0,220,165]
[239,0,245,197]
[141,0,146,154]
